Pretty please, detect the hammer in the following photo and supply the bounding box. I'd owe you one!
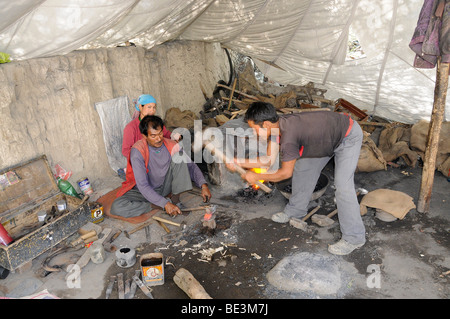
[123,220,153,239]
[289,205,321,231]
[103,229,122,252]
[311,209,338,227]
[152,216,187,229]
[311,188,369,227]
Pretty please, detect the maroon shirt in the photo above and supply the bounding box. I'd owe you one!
[122,116,171,158]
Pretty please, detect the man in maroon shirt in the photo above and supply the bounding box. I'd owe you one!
[227,102,365,255]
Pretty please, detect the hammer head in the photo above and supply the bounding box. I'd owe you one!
[356,188,369,195]
[103,243,118,252]
[289,217,308,231]
[311,214,334,227]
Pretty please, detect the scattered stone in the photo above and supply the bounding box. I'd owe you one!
[266,252,341,295]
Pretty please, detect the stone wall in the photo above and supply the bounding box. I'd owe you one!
[0,41,230,189]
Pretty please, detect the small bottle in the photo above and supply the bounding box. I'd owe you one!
[89,242,105,264]
[57,177,81,199]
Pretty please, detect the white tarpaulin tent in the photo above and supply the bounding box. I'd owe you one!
[0,0,448,124]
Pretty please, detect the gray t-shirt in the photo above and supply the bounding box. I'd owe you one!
[279,112,351,161]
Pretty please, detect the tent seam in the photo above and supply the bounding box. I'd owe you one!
[273,0,314,64]
[153,0,215,48]
[322,0,361,85]
[373,0,398,117]
[223,0,271,44]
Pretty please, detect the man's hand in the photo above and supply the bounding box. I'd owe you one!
[201,184,212,203]
[241,170,259,185]
[225,162,237,172]
[171,132,182,141]
[164,202,181,216]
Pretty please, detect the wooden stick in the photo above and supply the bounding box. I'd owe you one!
[152,216,181,227]
[128,220,153,235]
[417,59,449,213]
[227,78,237,110]
[180,205,210,212]
[216,83,260,101]
[156,220,170,233]
[173,268,212,299]
[278,107,330,114]
[302,205,321,221]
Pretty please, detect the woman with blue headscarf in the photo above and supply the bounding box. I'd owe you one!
[121,94,181,159]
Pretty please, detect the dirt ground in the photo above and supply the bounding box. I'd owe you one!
[1,161,448,301]
[102,162,449,300]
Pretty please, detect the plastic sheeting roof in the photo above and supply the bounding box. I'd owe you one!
[0,0,448,124]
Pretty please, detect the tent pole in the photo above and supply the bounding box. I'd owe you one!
[417,58,449,213]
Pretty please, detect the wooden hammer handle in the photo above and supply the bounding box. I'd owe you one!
[152,216,181,227]
[324,191,360,218]
[302,205,321,221]
[203,142,272,193]
[327,209,338,218]
[128,220,152,235]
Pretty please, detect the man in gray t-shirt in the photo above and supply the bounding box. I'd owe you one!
[227,102,365,255]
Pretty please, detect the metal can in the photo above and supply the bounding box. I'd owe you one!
[140,253,164,287]
[56,200,66,212]
[77,177,93,196]
[90,204,104,224]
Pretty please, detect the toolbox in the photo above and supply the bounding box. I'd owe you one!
[0,155,91,271]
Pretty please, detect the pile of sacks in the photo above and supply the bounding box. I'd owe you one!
[357,120,450,178]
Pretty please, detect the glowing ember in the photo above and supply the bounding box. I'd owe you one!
[250,168,267,190]
[202,205,216,221]
[204,212,212,221]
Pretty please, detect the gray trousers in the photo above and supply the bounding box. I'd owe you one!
[110,160,193,218]
[284,122,365,245]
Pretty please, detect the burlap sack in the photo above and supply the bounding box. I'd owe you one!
[410,120,450,177]
[360,189,416,220]
[257,91,298,109]
[378,125,418,167]
[164,107,198,131]
[356,131,387,172]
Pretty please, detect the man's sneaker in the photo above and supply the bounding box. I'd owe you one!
[328,239,365,255]
[271,212,290,223]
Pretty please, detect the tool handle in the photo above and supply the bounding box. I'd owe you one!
[152,216,181,227]
[180,205,210,212]
[80,230,97,240]
[83,235,98,243]
[302,205,321,221]
[203,142,272,193]
[157,220,171,233]
[129,221,153,235]
[110,230,122,241]
[327,209,338,218]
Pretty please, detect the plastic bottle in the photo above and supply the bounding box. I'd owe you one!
[57,177,81,199]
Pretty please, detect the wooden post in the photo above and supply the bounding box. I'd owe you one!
[417,59,449,213]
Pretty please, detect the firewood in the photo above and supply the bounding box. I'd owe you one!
[173,268,212,299]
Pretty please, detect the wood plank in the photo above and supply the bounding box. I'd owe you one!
[417,59,449,213]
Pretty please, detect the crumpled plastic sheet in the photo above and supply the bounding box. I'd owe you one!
[94,96,131,173]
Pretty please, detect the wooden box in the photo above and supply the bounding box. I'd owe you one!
[0,155,90,271]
